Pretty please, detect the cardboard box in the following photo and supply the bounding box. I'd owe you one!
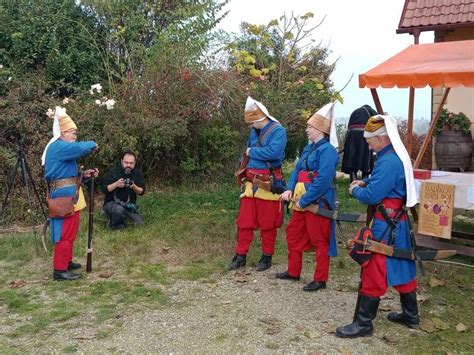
[414,169,431,180]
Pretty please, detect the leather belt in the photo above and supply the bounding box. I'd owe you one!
[49,177,78,190]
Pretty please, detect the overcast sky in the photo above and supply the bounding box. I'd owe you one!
[218,0,432,125]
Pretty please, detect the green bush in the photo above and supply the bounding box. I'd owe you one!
[434,108,471,136]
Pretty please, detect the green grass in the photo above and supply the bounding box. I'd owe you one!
[0,179,472,353]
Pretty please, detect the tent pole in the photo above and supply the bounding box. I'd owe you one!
[407,87,415,157]
[370,89,384,114]
[414,88,451,169]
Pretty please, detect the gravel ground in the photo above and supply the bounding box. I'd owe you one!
[44,263,417,354]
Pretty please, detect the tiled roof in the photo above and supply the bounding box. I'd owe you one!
[397,0,474,33]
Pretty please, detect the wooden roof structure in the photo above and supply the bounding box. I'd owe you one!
[359,39,474,168]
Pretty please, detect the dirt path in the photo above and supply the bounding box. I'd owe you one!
[38,263,416,353]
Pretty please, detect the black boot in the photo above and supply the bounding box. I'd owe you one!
[256,254,272,271]
[349,172,357,183]
[335,295,380,338]
[387,291,420,328]
[68,261,82,270]
[53,270,82,281]
[303,281,326,292]
[275,271,300,281]
[228,254,246,270]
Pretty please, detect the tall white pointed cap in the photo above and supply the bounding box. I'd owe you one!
[307,102,338,148]
[244,96,278,123]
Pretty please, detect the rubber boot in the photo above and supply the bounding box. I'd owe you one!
[256,254,272,271]
[68,261,82,270]
[387,291,420,328]
[335,295,380,338]
[228,254,246,270]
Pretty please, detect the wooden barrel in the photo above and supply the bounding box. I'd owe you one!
[435,131,473,171]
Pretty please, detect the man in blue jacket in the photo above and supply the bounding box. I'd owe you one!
[43,107,97,281]
[277,103,339,292]
[336,115,419,338]
[228,97,287,272]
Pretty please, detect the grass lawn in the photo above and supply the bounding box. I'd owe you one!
[0,178,472,352]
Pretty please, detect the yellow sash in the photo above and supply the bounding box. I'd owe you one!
[74,186,87,212]
[289,182,306,211]
[240,181,281,201]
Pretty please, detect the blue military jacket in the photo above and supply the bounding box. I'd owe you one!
[287,138,339,256]
[246,121,286,170]
[352,144,416,286]
[45,139,97,243]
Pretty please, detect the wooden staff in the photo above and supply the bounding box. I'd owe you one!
[86,170,96,272]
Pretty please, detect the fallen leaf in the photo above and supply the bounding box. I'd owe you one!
[304,330,321,339]
[324,324,337,333]
[338,348,352,355]
[98,271,113,278]
[259,318,281,326]
[432,317,450,330]
[220,300,232,305]
[161,246,171,253]
[379,305,394,312]
[265,326,281,335]
[234,276,248,283]
[382,334,399,344]
[429,277,446,288]
[420,319,438,333]
[417,293,429,303]
[206,283,218,289]
[456,323,468,332]
[72,333,96,340]
[9,280,26,289]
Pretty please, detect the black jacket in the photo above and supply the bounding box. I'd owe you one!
[102,166,145,206]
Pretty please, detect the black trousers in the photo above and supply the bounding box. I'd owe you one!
[103,201,144,227]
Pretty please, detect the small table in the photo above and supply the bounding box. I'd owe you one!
[415,171,474,210]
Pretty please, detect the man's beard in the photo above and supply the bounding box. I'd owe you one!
[123,167,132,175]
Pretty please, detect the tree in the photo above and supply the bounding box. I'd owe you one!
[0,0,107,96]
[227,12,341,158]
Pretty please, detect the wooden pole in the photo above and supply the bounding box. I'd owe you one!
[86,171,95,273]
[414,88,451,169]
[407,87,415,157]
[370,89,384,114]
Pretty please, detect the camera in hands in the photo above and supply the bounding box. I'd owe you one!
[124,178,134,188]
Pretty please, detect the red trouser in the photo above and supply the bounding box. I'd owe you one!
[53,211,81,271]
[235,197,283,255]
[360,252,417,297]
[285,210,331,281]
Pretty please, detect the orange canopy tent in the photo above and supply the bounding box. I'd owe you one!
[358,39,474,168]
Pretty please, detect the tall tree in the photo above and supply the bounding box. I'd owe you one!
[227,12,341,157]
